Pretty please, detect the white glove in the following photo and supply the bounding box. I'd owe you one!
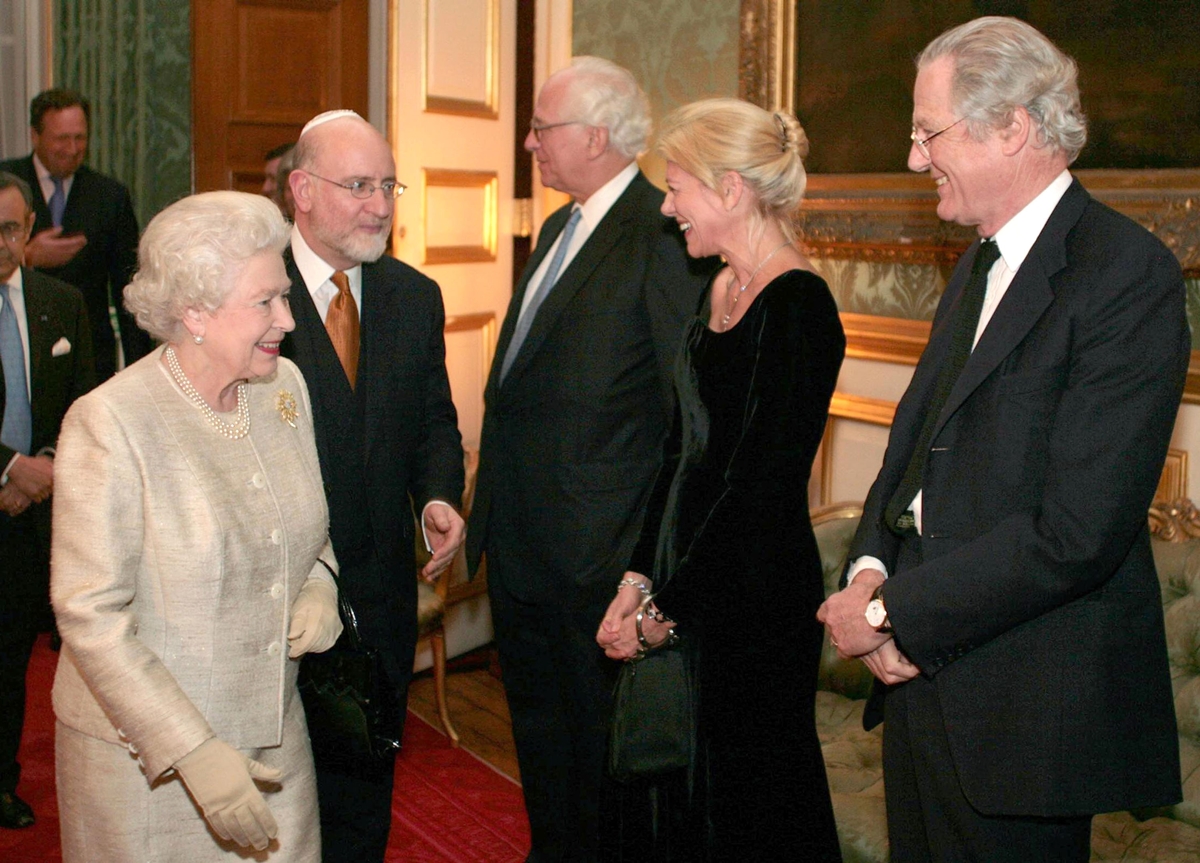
[287,577,343,658]
[173,737,281,850]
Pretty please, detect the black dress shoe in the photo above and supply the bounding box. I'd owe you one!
[0,791,34,829]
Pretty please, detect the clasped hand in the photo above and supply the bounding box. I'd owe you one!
[595,572,672,661]
[816,569,919,685]
[25,227,87,268]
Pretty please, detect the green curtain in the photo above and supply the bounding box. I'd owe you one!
[55,0,191,230]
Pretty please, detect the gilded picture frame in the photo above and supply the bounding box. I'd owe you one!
[737,0,1200,401]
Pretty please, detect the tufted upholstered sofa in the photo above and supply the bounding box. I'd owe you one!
[810,500,1200,863]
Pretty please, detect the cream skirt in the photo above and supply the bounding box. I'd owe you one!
[56,698,320,862]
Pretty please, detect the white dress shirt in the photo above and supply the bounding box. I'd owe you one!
[289,226,363,322]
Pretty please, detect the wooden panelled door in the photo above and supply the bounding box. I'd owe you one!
[387,0,518,452]
[192,0,369,193]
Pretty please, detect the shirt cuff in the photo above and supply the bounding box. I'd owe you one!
[846,555,889,585]
[0,452,20,487]
[419,499,454,553]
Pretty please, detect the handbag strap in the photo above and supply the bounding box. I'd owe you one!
[315,558,364,650]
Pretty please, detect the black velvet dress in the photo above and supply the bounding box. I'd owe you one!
[622,269,845,861]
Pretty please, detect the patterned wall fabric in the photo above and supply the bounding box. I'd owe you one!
[56,0,191,230]
[573,0,739,186]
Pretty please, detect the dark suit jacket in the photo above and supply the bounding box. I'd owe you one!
[0,156,147,381]
[281,249,463,691]
[1,268,95,590]
[467,171,714,604]
[849,179,1187,817]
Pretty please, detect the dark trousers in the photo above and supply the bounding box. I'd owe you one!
[488,559,618,863]
[0,511,47,794]
[882,533,1091,862]
[314,752,397,863]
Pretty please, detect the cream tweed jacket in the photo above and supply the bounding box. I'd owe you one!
[51,349,335,781]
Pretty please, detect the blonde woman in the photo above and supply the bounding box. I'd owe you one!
[598,99,844,860]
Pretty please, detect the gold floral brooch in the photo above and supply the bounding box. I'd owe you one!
[275,390,298,428]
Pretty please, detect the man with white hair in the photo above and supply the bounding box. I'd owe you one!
[467,57,714,861]
[282,110,465,863]
[819,17,1186,861]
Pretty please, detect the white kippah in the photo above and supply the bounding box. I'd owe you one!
[300,109,363,137]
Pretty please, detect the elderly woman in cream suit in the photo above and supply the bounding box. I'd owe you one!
[51,191,342,861]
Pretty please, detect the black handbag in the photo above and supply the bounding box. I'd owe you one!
[297,568,403,763]
[606,631,698,784]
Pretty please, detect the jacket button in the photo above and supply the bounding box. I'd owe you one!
[270,583,284,599]
[251,473,265,489]
[270,529,282,545]
[267,641,282,656]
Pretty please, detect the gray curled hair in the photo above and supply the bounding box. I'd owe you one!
[919,16,1087,162]
[560,56,652,159]
[124,191,289,342]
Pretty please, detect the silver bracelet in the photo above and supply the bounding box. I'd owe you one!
[634,594,678,656]
[617,577,651,596]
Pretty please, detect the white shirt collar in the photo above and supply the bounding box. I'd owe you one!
[31,153,75,195]
[992,169,1073,273]
[576,161,639,230]
[3,266,23,293]
[290,225,362,294]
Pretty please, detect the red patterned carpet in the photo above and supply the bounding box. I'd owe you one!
[0,635,530,862]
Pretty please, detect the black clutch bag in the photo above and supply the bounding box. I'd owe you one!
[297,567,403,763]
[607,631,698,784]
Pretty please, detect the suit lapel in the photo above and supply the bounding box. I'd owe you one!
[498,174,651,387]
[283,250,359,422]
[486,204,571,400]
[357,260,396,444]
[22,270,55,392]
[936,180,1087,434]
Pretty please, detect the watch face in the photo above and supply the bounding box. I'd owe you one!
[865,599,887,628]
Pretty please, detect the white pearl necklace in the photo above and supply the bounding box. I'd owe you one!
[164,346,251,439]
[721,240,792,331]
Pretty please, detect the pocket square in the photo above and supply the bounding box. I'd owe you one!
[51,337,72,357]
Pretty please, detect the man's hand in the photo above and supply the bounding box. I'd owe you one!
[420,502,465,582]
[6,454,54,503]
[0,484,32,517]
[816,567,890,658]
[24,228,87,269]
[860,640,920,685]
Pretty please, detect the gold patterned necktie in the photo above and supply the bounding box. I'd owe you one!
[326,270,360,389]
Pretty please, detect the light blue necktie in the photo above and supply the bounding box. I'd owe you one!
[0,284,33,455]
[48,177,66,228]
[499,207,581,382]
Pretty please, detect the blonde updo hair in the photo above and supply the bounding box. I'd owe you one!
[657,98,809,241]
[124,191,290,342]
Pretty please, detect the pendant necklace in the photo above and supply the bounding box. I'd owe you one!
[165,345,251,439]
[721,240,792,331]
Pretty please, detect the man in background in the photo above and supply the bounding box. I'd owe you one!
[467,57,713,862]
[281,110,465,863]
[1,89,145,382]
[819,17,1186,862]
[262,142,295,218]
[0,171,94,829]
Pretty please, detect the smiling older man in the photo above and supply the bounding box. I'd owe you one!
[818,17,1187,862]
[281,110,465,863]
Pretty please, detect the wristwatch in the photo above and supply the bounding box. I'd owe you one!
[865,584,893,634]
